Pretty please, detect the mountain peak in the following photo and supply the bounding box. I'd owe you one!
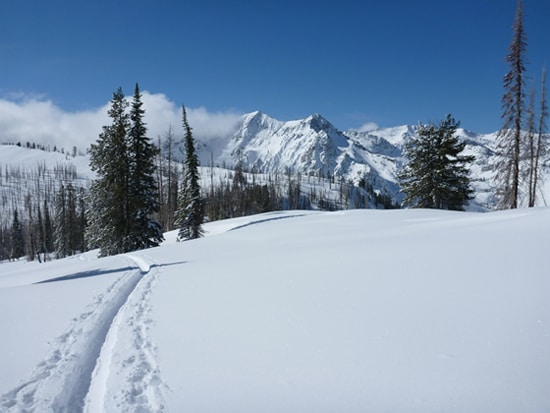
[304,113,334,133]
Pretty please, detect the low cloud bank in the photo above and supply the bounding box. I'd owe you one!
[0,92,243,151]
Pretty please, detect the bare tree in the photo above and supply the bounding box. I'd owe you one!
[495,0,527,209]
[531,66,548,206]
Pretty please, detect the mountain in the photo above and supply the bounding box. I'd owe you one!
[195,111,538,211]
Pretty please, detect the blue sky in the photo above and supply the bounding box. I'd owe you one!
[1,0,549,141]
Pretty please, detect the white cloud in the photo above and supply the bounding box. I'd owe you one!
[352,121,379,133]
[0,92,243,151]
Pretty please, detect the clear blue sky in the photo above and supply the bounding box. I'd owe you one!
[1,0,549,133]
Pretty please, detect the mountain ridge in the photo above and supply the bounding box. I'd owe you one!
[195,111,510,210]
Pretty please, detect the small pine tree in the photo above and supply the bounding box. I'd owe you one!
[175,105,204,241]
[398,114,475,210]
[10,209,25,259]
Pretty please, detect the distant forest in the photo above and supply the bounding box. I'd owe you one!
[0,139,396,263]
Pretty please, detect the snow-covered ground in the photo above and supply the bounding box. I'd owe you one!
[0,208,549,412]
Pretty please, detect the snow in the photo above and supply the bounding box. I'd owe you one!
[1,208,549,412]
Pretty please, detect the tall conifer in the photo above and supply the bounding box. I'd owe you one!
[175,105,204,240]
[87,85,163,256]
[127,83,164,250]
[495,0,527,209]
[87,87,131,256]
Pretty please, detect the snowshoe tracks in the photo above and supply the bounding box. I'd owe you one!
[0,253,165,413]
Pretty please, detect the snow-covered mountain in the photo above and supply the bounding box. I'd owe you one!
[196,111,537,210]
[2,111,549,213]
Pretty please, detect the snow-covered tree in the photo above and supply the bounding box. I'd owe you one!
[398,114,475,210]
[126,83,164,250]
[87,87,132,256]
[175,105,204,241]
[87,85,163,256]
[10,209,25,259]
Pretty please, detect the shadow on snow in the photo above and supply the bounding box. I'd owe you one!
[35,261,187,284]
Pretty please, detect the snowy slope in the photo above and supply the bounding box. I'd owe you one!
[0,208,549,412]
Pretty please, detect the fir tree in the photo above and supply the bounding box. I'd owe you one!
[87,87,131,256]
[495,0,527,209]
[126,83,164,250]
[398,114,475,210]
[175,105,204,240]
[87,85,163,256]
[10,209,25,259]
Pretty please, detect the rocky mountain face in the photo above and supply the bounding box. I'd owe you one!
[196,111,510,211]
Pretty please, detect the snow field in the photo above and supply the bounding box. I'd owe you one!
[0,208,549,412]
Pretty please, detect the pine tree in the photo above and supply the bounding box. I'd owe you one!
[398,114,475,210]
[495,0,527,209]
[10,209,25,259]
[126,83,164,250]
[77,187,87,253]
[175,105,204,241]
[43,200,54,254]
[87,87,131,256]
[87,85,163,256]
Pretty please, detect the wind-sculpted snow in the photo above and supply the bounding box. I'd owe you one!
[0,254,165,413]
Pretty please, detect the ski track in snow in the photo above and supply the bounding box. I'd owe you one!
[228,213,307,231]
[0,253,166,413]
[83,254,168,413]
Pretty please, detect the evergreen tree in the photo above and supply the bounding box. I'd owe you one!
[87,85,163,256]
[77,187,87,253]
[495,0,527,209]
[43,200,54,254]
[398,114,475,210]
[126,83,164,250]
[87,87,131,256]
[175,105,204,240]
[10,209,25,259]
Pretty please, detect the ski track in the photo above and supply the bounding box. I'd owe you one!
[0,253,166,413]
[84,254,168,413]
